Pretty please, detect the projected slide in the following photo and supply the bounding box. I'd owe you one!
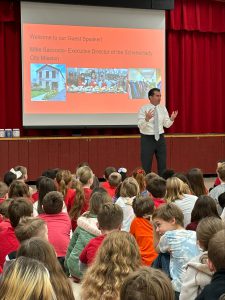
[22,22,164,126]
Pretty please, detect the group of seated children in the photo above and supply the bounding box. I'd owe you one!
[1,162,225,300]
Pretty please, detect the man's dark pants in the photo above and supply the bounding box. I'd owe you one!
[141,133,166,176]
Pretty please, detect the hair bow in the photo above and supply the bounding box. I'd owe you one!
[118,167,127,173]
[10,168,22,179]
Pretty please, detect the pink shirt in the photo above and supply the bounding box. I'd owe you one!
[39,212,71,257]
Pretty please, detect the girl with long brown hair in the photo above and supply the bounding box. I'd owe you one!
[81,231,141,300]
[67,166,94,231]
[17,237,75,300]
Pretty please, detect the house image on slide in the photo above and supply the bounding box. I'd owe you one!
[37,64,65,90]
[31,64,66,101]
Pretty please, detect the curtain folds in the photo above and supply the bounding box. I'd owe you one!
[166,0,225,133]
[167,0,225,32]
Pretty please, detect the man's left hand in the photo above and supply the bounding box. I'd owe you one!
[170,110,178,121]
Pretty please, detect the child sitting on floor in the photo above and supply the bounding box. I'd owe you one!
[120,266,175,300]
[146,176,166,208]
[38,191,71,265]
[65,190,111,281]
[79,203,123,272]
[115,177,140,231]
[152,203,200,299]
[130,195,158,266]
[101,166,116,193]
[0,198,33,268]
[180,216,225,300]
[196,229,225,299]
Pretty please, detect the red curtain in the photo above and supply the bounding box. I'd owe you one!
[0,0,225,135]
[0,1,22,130]
[166,0,225,133]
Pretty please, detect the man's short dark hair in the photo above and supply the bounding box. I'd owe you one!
[146,177,166,198]
[132,196,154,218]
[42,191,63,214]
[97,203,123,230]
[8,198,33,228]
[148,88,160,98]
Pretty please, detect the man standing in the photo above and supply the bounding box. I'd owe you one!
[138,88,178,176]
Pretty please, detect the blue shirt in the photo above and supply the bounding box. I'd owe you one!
[159,229,200,292]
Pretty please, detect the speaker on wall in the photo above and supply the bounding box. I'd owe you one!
[151,0,174,10]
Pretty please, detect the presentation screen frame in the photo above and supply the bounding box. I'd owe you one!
[21,2,166,128]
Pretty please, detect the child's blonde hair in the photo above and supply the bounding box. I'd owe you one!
[69,166,93,220]
[81,231,141,300]
[120,266,175,300]
[120,177,140,198]
[217,162,225,181]
[76,166,93,185]
[14,165,28,181]
[152,203,184,227]
[165,177,190,202]
[17,237,75,300]
[0,257,56,300]
[196,217,225,251]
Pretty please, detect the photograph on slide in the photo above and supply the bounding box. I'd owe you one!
[30,64,66,101]
[66,67,127,94]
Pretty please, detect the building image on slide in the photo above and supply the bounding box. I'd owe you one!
[31,64,66,101]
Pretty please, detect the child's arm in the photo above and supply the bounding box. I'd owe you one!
[64,228,80,276]
[153,228,171,254]
[79,244,89,274]
[153,223,161,253]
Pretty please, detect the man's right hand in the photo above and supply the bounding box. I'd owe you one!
[145,109,154,122]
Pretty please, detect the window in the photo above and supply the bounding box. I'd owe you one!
[46,71,49,78]
[52,71,56,78]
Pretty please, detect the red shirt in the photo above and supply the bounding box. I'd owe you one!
[67,188,92,231]
[153,197,166,208]
[130,217,158,266]
[79,235,105,265]
[0,220,19,268]
[39,212,71,257]
[64,188,75,208]
[101,181,116,198]
[214,177,221,186]
[31,191,39,203]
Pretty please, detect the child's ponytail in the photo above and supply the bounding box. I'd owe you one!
[69,180,85,220]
